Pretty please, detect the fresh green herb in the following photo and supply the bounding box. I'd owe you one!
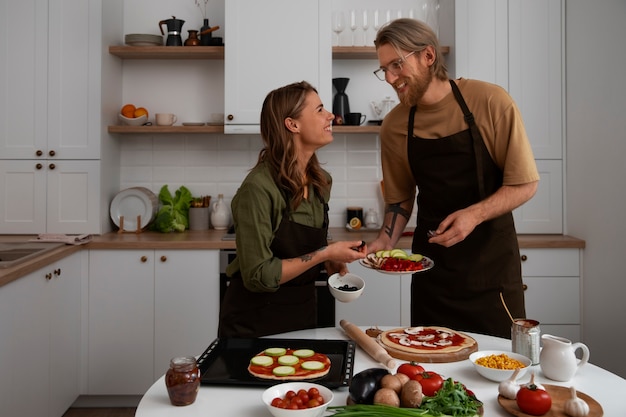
[152,185,193,232]
[418,378,482,416]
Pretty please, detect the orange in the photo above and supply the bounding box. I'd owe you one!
[121,104,136,118]
[349,217,362,230]
[134,107,148,118]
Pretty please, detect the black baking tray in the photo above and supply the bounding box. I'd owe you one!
[197,337,355,389]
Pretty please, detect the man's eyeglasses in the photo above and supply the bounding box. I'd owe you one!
[373,51,416,81]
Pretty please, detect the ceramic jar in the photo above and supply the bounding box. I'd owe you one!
[210,194,231,230]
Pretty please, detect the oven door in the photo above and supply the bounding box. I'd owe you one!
[219,249,335,327]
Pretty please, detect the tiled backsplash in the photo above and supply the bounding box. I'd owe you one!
[120,133,418,228]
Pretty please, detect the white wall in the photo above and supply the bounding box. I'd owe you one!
[565,1,626,378]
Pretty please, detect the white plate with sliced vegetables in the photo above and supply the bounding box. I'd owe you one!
[360,249,434,275]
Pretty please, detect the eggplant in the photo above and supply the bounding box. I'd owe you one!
[348,367,390,404]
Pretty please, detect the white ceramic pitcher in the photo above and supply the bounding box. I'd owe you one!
[210,194,231,230]
[539,334,590,381]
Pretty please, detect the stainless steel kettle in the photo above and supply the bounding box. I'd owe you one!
[159,16,185,46]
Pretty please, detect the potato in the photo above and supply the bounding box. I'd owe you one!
[394,372,411,386]
[380,374,403,394]
[400,380,424,408]
[373,387,400,407]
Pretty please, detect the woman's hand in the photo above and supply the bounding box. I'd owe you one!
[327,240,368,264]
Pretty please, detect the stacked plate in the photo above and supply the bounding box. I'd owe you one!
[110,187,159,231]
[125,33,163,46]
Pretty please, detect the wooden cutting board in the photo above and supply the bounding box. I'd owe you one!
[498,384,603,417]
[376,332,478,363]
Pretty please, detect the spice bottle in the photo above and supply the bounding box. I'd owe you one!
[165,356,200,406]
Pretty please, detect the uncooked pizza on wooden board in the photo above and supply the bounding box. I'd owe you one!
[248,347,332,380]
[376,326,478,363]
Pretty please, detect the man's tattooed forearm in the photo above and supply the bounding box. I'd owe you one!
[384,204,410,238]
[298,246,327,262]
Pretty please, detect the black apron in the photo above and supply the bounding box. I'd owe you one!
[218,191,329,338]
[407,80,525,338]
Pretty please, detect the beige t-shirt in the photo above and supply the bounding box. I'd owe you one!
[380,78,540,205]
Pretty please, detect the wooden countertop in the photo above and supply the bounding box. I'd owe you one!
[0,230,585,287]
[86,228,585,250]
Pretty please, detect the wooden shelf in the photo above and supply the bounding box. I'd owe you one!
[108,45,224,59]
[332,45,449,59]
[108,124,225,134]
[108,124,380,135]
[332,125,380,134]
[109,45,447,60]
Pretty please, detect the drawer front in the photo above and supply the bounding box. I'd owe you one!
[523,276,580,323]
[520,248,579,276]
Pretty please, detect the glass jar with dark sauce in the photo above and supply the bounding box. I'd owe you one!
[165,356,200,406]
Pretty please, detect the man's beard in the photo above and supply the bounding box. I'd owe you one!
[397,68,433,107]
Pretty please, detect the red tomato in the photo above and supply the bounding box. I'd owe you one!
[516,384,552,416]
[397,361,425,379]
[308,398,321,408]
[308,387,320,398]
[415,371,444,397]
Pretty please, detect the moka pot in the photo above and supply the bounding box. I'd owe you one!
[159,16,185,46]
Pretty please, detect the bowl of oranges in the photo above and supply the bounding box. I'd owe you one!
[118,104,149,126]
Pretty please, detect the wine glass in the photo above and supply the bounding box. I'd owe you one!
[332,11,345,46]
[349,10,358,46]
[362,10,370,46]
[373,9,382,33]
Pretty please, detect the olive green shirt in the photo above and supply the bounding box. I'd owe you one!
[225,161,331,292]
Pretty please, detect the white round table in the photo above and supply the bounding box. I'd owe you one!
[136,327,625,416]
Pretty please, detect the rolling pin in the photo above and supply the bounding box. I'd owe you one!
[340,319,396,369]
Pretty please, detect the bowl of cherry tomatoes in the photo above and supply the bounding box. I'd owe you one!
[262,382,334,417]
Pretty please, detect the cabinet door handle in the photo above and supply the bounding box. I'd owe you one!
[36,150,43,157]
[49,150,56,157]
[522,284,528,291]
[45,273,53,281]
[49,163,56,170]
[227,114,234,121]
[140,256,148,263]
[160,255,167,263]
[520,254,528,261]
[54,268,61,277]
[36,163,43,170]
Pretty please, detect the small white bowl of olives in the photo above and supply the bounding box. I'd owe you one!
[328,272,365,303]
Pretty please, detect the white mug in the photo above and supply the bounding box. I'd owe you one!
[155,113,177,126]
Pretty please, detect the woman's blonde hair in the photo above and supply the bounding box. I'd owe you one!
[375,18,448,81]
[258,81,329,208]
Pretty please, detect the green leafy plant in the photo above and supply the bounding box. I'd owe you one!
[152,185,193,232]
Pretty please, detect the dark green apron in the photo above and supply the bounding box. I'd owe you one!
[218,192,329,338]
[406,80,525,338]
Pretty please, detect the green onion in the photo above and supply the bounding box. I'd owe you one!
[328,404,434,416]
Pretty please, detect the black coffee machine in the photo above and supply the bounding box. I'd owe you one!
[159,16,185,46]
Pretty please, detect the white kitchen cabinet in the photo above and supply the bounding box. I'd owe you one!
[224,0,332,133]
[0,0,100,160]
[0,252,81,417]
[88,249,220,395]
[88,249,155,395]
[520,248,582,342]
[455,0,564,234]
[154,250,219,380]
[0,160,101,234]
[513,160,563,234]
[0,0,119,235]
